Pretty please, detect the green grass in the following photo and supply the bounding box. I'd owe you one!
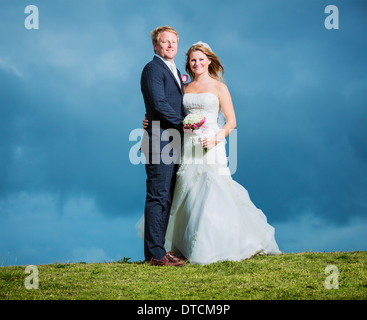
[1,251,366,300]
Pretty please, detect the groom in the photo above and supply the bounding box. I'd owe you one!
[140,26,184,266]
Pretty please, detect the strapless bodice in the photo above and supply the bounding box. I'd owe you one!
[183,92,220,128]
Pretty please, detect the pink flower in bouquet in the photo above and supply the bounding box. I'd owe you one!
[182,113,206,131]
[181,74,189,83]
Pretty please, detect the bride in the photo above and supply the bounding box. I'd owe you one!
[139,41,281,265]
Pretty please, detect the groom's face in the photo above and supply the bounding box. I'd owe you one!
[153,31,178,62]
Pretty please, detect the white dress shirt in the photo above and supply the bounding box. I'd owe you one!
[154,54,181,88]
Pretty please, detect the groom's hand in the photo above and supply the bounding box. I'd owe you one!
[143,113,149,129]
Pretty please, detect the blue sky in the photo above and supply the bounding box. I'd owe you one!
[1,0,366,265]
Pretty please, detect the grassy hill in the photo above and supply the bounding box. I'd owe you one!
[1,251,366,300]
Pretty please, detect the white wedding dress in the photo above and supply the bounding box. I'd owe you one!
[137,92,281,264]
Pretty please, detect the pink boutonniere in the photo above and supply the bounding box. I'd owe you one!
[181,74,189,83]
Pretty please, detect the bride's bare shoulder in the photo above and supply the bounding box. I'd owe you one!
[215,81,230,97]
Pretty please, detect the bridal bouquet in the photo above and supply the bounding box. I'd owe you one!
[183,113,206,131]
[183,113,209,152]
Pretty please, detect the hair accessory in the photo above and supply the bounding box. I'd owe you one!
[192,41,213,52]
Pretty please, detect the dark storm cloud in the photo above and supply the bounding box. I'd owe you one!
[0,0,153,217]
[0,66,144,217]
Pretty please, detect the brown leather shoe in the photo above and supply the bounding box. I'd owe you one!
[169,251,187,262]
[166,251,185,263]
[149,254,184,267]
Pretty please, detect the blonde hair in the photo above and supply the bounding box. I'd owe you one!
[150,25,179,45]
[185,44,224,81]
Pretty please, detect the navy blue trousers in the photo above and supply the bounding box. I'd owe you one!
[144,160,178,261]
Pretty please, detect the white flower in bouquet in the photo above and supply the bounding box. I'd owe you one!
[183,113,206,130]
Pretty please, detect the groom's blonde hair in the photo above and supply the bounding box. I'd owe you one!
[150,25,179,45]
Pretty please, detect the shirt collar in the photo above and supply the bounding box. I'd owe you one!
[155,54,175,67]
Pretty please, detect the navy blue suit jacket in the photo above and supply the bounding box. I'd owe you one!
[140,56,184,156]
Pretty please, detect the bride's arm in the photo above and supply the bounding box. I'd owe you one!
[216,83,236,141]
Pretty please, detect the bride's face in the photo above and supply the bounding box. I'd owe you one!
[189,50,211,76]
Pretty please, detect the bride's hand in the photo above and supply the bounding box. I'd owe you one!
[199,137,217,150]
[143,113,149,129]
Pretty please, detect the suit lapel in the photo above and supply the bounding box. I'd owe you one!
[153,56,183,95]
